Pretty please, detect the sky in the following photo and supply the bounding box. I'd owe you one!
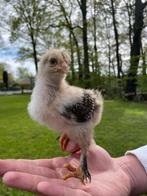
[0,31,35,78]
[0,0,36,79]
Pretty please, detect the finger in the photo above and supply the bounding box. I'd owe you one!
[37,181,91,196]
[32,157,79,170]
[0,159,60,170]
[3,171,83,193]
[32,157,73,169]
[0,160,57,178]
[19,158,73,170]
[2,171,51,193]
[0,157,80,179]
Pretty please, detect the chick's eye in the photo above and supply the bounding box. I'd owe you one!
[49,58,57,65]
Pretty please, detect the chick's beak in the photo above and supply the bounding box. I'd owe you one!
[58,62,69,73]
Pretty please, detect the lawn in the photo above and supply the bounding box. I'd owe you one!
[0,95,147,195]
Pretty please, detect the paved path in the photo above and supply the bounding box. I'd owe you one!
[0,90,32,95]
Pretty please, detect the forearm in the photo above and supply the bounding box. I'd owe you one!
[117,154,147,195]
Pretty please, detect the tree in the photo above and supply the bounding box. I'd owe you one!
[123,0,133,49]
[141,42,147,75]
[56,0,83,80]
[78,0,90,80]
[0,64,4,81]
[10,0,51,73]
[125,0,147,100]
[16,67,34,93]
[3,71,8,89]
[0,63,14,89]
[89,0,100,76]
[110,0,123,78]
[16,67,32,79]
[2,0,147,98]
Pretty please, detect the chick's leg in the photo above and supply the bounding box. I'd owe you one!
[60,133,91,184]
[59,134,84,182]
[78,133,91,183]
[59,134,82,178]
[80,152,91,183]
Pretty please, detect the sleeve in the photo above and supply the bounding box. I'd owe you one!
[125,145,147,172]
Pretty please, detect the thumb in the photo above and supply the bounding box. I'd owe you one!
[87,141,113,171]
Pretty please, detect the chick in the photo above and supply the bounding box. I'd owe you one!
[28,48,103,184]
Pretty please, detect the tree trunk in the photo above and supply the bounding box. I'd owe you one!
[32,41,38,73]
[110,0,121,79]
[93,1,100,76]
[30,30,38,73]
[105,16,113,78]
[69,31,75,81]
[57,0,83,79]
[124,0,133,49]
[72,32,83,79]
[80,0,90,80]
[141,41,146,75]
[125,0,147,100]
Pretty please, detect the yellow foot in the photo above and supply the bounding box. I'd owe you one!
[59,134,69,151]
[63,163,88,184]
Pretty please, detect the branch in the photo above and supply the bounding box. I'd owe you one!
[143,1,147,9]
[72,25,83,30]
[77,0,82,10]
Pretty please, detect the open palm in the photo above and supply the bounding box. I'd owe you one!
[0,142,132,196]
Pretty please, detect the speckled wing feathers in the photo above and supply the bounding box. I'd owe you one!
[61,91,97,123]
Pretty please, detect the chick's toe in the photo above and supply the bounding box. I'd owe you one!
[63,163,91,184]
[59,134,70,151]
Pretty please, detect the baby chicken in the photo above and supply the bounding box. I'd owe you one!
[28,48,103,184]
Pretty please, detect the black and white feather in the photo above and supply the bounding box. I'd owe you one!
[61,91,98,123]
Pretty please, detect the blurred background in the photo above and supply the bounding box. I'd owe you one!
[0,0,147,99]
[0,0,147,195]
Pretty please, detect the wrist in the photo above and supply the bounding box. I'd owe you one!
[118,155,147,195]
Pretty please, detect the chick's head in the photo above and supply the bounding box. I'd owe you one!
[39,49,70,77]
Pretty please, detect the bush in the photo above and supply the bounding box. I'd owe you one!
[0,82,5,90]
[8,83,21,91]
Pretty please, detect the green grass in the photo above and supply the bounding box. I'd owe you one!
[0,95,147,195]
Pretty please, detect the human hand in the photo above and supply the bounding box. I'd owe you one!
[0,141,147,196]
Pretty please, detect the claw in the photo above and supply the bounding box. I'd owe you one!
[64,163,77,172]
[62,163,91,184]
[59,134,69,151]
[82,168,91,184]
[81,154,91,183]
